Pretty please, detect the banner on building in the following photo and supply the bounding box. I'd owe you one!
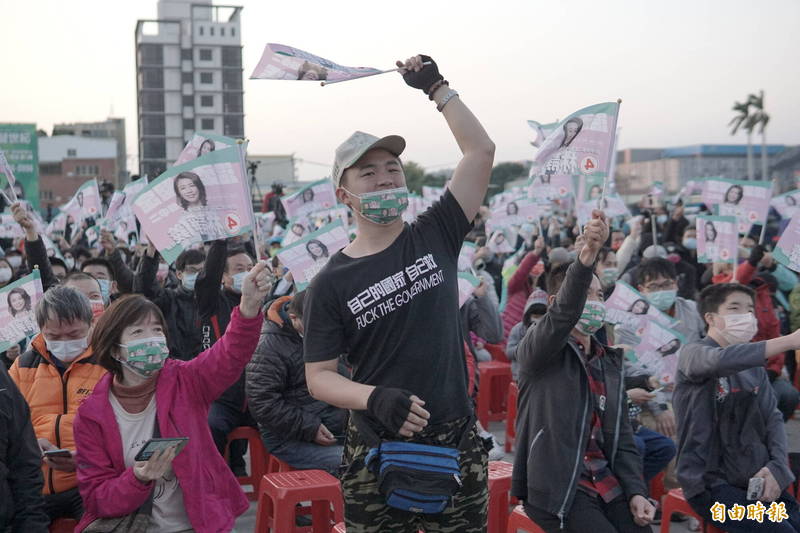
[0,124,39,209]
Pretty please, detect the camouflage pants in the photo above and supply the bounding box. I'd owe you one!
[341,415,489,533]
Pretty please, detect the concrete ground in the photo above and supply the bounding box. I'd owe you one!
[233,417,800,532]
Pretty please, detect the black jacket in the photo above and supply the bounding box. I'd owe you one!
[23,236,59,292]
[0,365,48,532]
[134,254,203,360]
[512,261,647,524]
[245,298,345,448]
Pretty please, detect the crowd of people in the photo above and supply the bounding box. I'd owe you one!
[2,55,800,533]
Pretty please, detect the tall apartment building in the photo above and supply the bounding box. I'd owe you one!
[52,118,127,186]
[135,0,244,178]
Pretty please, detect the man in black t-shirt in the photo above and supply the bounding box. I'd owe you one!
[303,54,495,532]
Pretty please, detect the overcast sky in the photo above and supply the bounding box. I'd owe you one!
[1,0,798,181]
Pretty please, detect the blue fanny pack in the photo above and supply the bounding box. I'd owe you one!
[354,413,473,515]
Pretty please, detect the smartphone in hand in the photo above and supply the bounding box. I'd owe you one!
[43,449,72,458]
[134,438,189,462]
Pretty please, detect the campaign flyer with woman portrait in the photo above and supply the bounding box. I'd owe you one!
[281,178,338,220]
[0,270,43,352]
[634,321,686,385]
[774,214,800,273]
[605,280,678,334]
[174,132,236,167]
[276,220,349,290]
[701,177,772,234]
[61,179,102,223]
[528,101,620,200]
[132,146,253,264]
[771,189,800,220]
[250,43,381,83]
[696,215,738,264]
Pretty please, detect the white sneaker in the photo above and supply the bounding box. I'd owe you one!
[487,436,505,461]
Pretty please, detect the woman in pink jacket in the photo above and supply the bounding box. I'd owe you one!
[73,262,272,533]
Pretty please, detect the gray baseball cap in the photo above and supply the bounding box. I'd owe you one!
[331,131,406,188]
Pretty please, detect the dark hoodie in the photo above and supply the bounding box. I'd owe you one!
[245,297,345,450]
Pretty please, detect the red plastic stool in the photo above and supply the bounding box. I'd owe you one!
[505,381,518,453]
[477,361,512,428]
[506,505,546,532]
[649,470,667,506]
[488,461,514,533]
[255,470,344,533]
[224,426,268,502]
[486,343,510,364]
[268,453,296,474]
[660,489,725,533]
[49,518,77,533]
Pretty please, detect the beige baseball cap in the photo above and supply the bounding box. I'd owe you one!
[331,131,406,187]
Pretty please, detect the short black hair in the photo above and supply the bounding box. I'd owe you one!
[288,290,306,317]
[546,262,572,296]
[597,247,614,265]
[49,257,68,272]
[176,249,206,271]
[63,271,102,290]
[73,246,92,260]
[223,246,254,273]
[636,258,677,286]
[698,283,756,318]
[81,257,114,281]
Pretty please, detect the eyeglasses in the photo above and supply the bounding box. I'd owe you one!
[644,281,676,292]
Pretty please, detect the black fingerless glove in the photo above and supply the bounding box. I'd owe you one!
[748,244,765,267]
[366,386,414,434]
[402,55,443,95]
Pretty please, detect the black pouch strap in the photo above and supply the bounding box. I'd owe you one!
[350,410,475,451]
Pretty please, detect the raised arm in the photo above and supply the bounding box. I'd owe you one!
[12,202,59,291]
[397,55,495,222]
[195,239,227,320]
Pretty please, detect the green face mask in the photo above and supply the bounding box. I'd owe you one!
[600,267,619,287]
[345,187,409,225]
[576,300,606,336]
[116,336,169,378]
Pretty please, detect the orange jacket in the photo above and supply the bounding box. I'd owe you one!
[9,334,107,495]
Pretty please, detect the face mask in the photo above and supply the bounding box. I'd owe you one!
[682,238,697,250]
[600,268,618,287]
[0,267,11,283]
[345,186,409,225]
[611,242,622,252]
[89,299,105,319]
[6,256,22,269]
[646,289,677,312]
[116,336,169,378]
[97,279,111,303]
[656,215,668,225]
[576,300,606,336]
[738,246,752,259]
[181,272,198,291]
[64,257,75,270]
[231,271,247,293]
[567,250,578,261]
[718,312,758,345]
[46,337,88,363]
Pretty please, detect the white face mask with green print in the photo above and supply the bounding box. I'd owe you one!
[116,336,169,378]
[344,187,409,225]
[575,300,606,336]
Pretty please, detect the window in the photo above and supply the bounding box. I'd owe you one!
[141,161,164,178]
[139,44,163,65]
[182,95,194,107]
[181,72,193,83]
[199,26,204,36]
[223,115,243,137]
[67,149,77,157]
[142,115,165,135]
[201,118,215,130]
[210,26,215,36]
[200,72,213,84]
[141,92,165,112]
[223,92,243,113]
[221,27,225,36]
[199,48,212,61]
[40,190,54,201]
[141,68,164,89]
[222,46,241,67]
[183,118,194,130]
[181,48,192,60]
[40,163,62,175]
[75,165,99,176]
[222,69,242,90]
[231,27,235,37]
[142,139,166,159]
[200,95,213,107]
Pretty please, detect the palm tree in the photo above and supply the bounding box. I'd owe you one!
[748,91,770,181]
[729,99,754,180]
